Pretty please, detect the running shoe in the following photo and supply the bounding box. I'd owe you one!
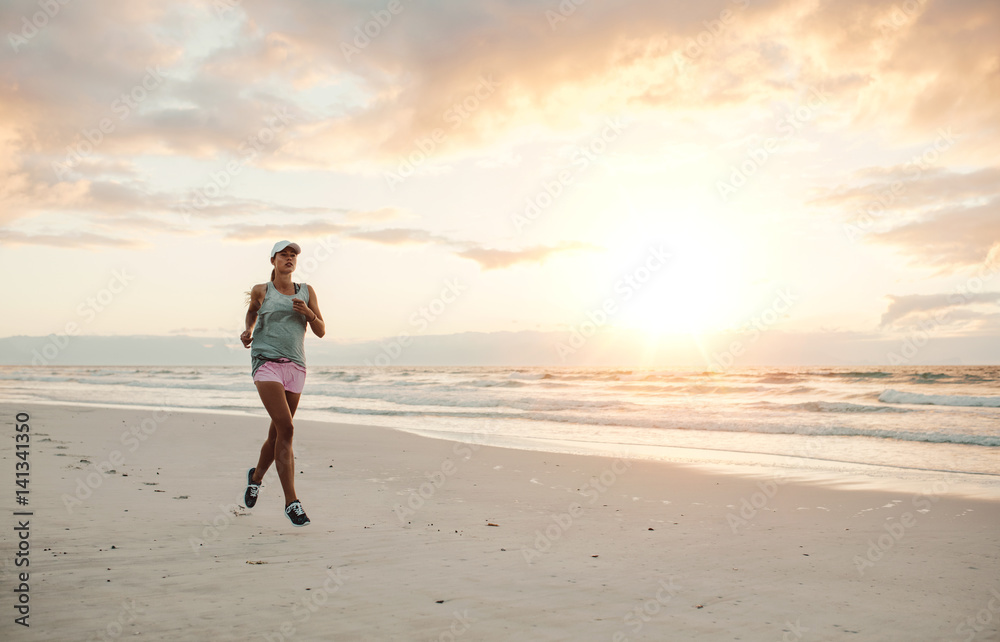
[284,500,310,527]
[244,467,261,508]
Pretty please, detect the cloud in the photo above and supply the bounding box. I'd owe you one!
[190,199,349,220]
[222,212,431,246]
[871,198,1000,269]
[811,166,1000,215]
[343,207,407,223]
[244,0,1000,170]
[223,220,352,242]
[0,180,371,249]
[880,291,1000,330]
[221,217,598,271]
[811,164,1000,270]
[2,0,998,295]
[454,241,596,270]
[0,229,146,250]
[2,0,997,199]
[790,0,1000,150]
[4,0,999,174]
[327,223,600,269]
[347,227,451,246]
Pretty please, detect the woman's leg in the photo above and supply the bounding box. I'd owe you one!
[251,422,277,484]
[252,390,301,484]
[254,382,302,506]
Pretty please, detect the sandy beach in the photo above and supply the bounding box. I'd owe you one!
[1,402,998,641]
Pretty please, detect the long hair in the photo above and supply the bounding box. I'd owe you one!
[244,268,276,307]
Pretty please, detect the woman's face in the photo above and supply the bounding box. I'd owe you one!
[272,248,298,273]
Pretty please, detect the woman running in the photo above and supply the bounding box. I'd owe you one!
[240,240,325,526]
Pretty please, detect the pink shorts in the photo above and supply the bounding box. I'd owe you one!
[253,359,306,393]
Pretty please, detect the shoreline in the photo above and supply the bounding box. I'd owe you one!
[10,398,1000,500]
[1,402,998,640]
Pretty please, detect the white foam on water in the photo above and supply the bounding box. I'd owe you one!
[879,388,1000,408]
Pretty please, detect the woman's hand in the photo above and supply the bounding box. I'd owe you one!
[291,298,315,321]
[240,329,253,348]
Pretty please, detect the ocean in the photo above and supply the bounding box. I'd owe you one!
[3,365,998,492]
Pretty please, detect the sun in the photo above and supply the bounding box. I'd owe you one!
[616,250,746,336]
[605,212,759,339]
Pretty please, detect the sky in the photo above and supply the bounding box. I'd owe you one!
[1,0,998,366]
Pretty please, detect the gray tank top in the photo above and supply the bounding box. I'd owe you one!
[250,281,309,377]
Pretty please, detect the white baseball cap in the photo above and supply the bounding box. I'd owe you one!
[270,240,301,258]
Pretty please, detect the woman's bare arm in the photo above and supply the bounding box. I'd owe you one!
[241,284,267,348]
[300,284,325,338]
